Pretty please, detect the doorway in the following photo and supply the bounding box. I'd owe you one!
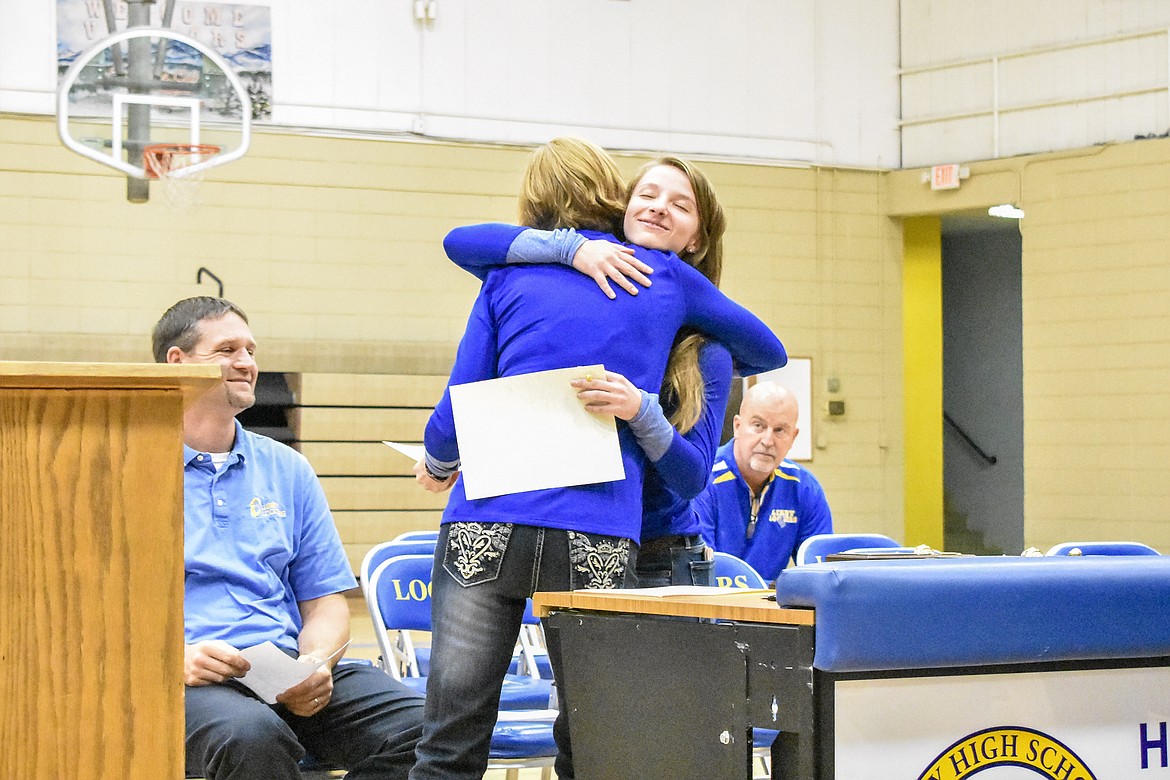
[940,213,1024,554]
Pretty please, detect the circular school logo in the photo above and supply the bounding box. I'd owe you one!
[918,726,1097,780]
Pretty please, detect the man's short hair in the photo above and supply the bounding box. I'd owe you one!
[152,296,249,363]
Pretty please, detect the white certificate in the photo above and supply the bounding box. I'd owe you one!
[449,365,625,500]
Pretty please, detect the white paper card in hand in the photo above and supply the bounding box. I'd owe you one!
[238,641,325,704]
[382,441,424,462]
[449,365,624,499]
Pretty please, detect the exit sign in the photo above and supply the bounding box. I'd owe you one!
[931,164,962,190]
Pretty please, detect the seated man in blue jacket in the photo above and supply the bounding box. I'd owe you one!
[693,381,833,581]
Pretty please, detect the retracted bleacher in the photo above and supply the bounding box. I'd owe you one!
[288,373,449,573]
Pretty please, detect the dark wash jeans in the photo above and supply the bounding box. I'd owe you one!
[185,658,424,780]
[407,521,636,780]
[635,533,714,587]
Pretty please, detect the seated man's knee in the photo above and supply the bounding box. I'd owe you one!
[189,707,302,777]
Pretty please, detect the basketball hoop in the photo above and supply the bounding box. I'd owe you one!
[143,143,221,210]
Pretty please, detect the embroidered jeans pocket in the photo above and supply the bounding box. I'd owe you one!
[443,522,512,586]
[567,531,631,590]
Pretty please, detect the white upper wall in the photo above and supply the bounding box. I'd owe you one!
[901,0,1170,166]
[8,1,1168,169]
[1,0,900,168]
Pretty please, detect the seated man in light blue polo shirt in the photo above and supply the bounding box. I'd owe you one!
[154,296,423,780]
[693,381,833,582]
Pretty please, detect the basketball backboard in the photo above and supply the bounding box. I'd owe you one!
[57,27,251,202]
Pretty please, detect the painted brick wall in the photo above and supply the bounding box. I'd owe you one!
[0,113,904,546]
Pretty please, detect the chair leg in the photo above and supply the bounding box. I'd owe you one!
[504,770,519,780]
[540,767,553,779]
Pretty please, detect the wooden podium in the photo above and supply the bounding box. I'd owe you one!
[0,362,220,780]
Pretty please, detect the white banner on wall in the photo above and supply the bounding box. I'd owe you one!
[835,666,1170,779]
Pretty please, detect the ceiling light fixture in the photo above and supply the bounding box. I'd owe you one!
[988,204,1025,219]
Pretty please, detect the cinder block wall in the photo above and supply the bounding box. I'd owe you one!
[1,113,904,548]
[888,137,1170,553]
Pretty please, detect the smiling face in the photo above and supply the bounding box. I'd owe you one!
[167,312,258,414]
[622,164,703,256]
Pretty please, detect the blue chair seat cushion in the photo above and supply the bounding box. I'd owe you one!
[499,675,554,710]
[489,720,557,759]
[774,556,1170,673]
[391,673,550,710]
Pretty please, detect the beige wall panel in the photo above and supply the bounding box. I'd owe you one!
[333,510,442,541]
[1020,141,1170,553]
[301,442,418,477]
[320,476,449,512]
[293,373,447,407]
[292,407,434,442]
[3,114,903,548]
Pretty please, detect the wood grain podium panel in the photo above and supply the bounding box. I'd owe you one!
[0,363,219,780]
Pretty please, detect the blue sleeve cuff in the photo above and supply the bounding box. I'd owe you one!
[424,450,460,479]
[626,391,674,462]
[507,228,586,266]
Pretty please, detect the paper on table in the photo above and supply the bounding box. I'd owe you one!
[574,586,774,598]
[382,441,424,462]
[449,365,624,500]
[237,640,350,704]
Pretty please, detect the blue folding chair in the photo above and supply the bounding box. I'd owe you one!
[362,538,539,680]
[391,529,441,543]
[1046,541,1160,556]
[367,554,554,711]
[794,533,902,565]
[359,538,439,679]
[360,538,438,590]
[515,598,554,680]
[367,554,556,779]
[711,551,768,589]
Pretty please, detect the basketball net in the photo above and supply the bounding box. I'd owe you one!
[143,143,220,211]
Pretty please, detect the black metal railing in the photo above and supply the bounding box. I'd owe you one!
[943,411,997,465]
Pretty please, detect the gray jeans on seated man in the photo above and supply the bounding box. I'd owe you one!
[186,659,425,780]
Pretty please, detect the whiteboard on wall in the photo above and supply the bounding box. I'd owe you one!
[745,357,812,462]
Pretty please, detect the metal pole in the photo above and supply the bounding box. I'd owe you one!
[125,0,155,203]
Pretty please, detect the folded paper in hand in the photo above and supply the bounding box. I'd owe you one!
[237,640,349,704]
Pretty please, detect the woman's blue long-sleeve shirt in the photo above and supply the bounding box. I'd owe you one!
[427,224,785,542]
[443,226,739,542]
[639,340,734,541]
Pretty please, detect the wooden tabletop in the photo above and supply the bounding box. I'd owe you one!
[533,588,815,626]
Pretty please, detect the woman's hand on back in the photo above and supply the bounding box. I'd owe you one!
[572,240,653,300]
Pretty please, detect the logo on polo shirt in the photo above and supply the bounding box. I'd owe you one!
[249,497,287,519]
[768,508,796,527]
[918,726,1096,780]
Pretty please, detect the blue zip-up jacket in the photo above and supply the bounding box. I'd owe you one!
[693,439,833,580]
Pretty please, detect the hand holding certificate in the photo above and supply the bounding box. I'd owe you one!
[237,640,350,704]
[449,365,625,499]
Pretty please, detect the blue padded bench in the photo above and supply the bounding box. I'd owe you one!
[773,555,1170,673]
